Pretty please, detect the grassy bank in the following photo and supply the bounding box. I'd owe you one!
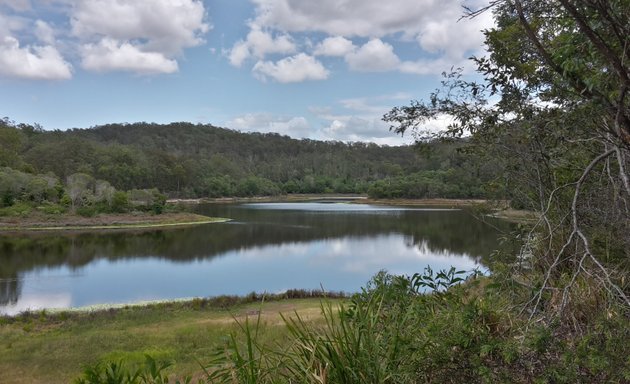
[0,296,344,384]
[358,197,491,207]
[167,194,367,205]
[0,212,228,232]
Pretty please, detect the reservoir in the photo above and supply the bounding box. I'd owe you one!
[0,202,514,315]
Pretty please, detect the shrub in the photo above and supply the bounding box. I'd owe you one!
[76,205,97,217]
[36,202,66,214]
[0,201,32,217]
[74,355,192,384]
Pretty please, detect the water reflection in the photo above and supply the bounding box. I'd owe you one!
[0,203,514,314]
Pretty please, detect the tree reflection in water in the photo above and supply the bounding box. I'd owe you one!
[0,203,516,312]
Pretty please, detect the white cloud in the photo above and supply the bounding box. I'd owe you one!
[417,9,492,59]
[310,93,418,144]
[227,27,295,67]
[228,40,251,67]
[246,27,295,58]
[251,0,492,40]
[321,116,404,145]
[80,38,177,74]
[399,56,474,75]
[253,53,328,83]
[345,38,399,72]
[71,0,209,54]
[227,113,312,138]
[238,0,494,77]
[250,0,433,37]
[0,12,25,37]
[0,35,72,80]
[313,36,354,56]
[34,20,55,45]
[71,0,209,74]
[0,0,31,11]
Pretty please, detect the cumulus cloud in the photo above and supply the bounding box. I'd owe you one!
[399,56,478,75]
[313,36,354,57]
[0,35,72,80]
[34,20,55,45]
[235,0,493,78]
[250,0,432,37]
[80,38,178,74]
[228,40,251,67]
[227,113,312,138]
[0,12,25,36]
[250,0,490,39]
[71,0,209,74]
[345,39,399,72]
[253,53,329,83]
[228,27,295,67]
[71,0,209,54]
[308,93,419,144]
[417,9,492,59]
[0,0,30,11]
[321,116,404,145]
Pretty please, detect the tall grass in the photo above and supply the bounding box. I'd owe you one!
[74,267,630,383]
[75,355,192,384]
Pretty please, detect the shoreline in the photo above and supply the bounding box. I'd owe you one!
[167,193,367,205]
[0,197,537,231]
[0,212,229,232]
[356,197,494,207]
[170,195,498,207]
[2,291,346,318]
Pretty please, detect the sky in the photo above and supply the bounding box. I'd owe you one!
[0,0,494,145]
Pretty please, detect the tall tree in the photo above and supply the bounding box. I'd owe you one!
[385,0,629,323]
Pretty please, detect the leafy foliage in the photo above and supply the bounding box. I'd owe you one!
[0,118,499,199]
[384,0,630,323]
[75,355,192,384]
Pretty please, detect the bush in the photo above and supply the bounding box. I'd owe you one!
[36,202,66,214]
[76,205,97,217]
[74,355,191,384]
[0,202,32,217]
[110,191,130,213]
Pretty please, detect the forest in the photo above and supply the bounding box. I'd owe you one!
[0,117,503,215]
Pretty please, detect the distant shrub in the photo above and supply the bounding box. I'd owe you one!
[76,206,97,217]
[0,202,32,217]
[36,202,66,215]
[128,189,166,214]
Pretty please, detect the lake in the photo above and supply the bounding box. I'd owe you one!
[0,202,514,315]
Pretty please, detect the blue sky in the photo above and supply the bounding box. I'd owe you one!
[0,0,493,145]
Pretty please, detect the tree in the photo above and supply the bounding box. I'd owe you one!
[94,180,116,206]
[0,119,24,169]
[384,0,629,324]
[66,173,94,211]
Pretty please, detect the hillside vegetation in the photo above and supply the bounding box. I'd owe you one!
[1,119,501,200]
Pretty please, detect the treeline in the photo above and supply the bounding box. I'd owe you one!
[0,167,166,217]
[0,118,503,199]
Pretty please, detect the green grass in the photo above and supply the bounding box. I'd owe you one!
[0,298,342,384]
[0,214,229,232]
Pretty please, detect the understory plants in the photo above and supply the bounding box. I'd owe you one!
[203,267,629,383]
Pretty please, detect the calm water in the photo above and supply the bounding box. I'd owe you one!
[0,202,513,315]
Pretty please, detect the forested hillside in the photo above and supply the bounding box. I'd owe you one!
[0,119,501,199]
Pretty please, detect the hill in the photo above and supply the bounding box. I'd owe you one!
[1,118,497,198]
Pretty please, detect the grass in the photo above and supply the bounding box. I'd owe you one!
[0,297,344,384]
[0,213,229,232]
